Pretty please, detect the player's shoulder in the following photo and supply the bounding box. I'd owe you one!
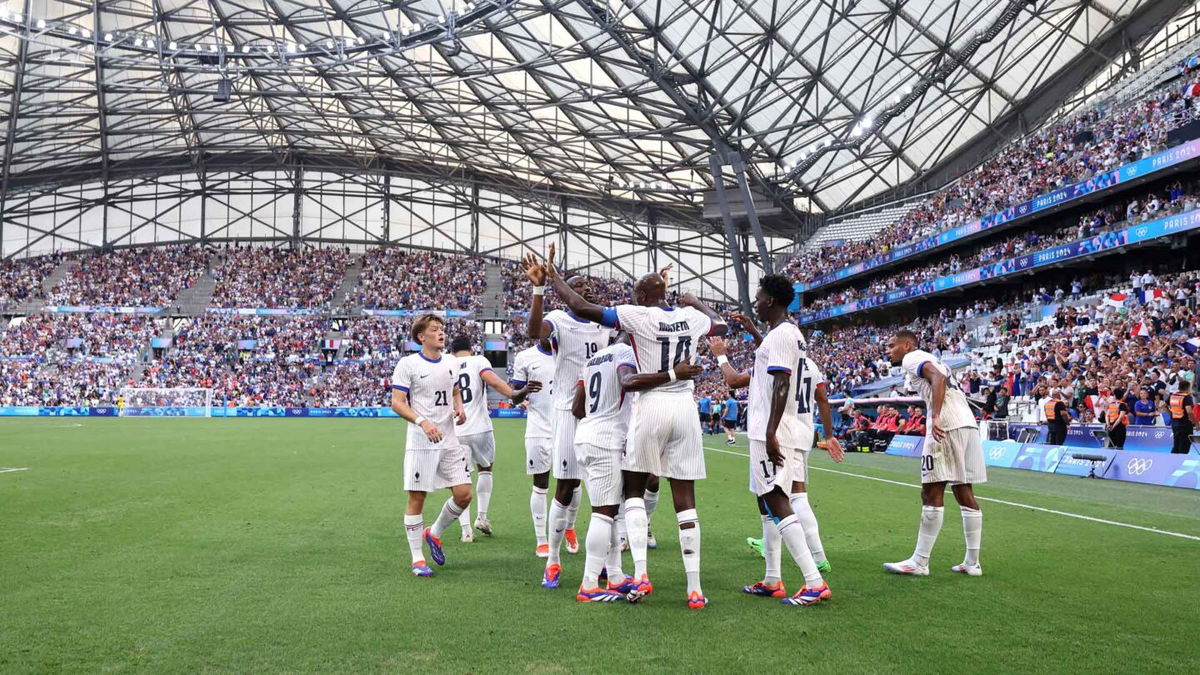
[544,308,570,323]
[902,349,934,368]
[604,341,636,362]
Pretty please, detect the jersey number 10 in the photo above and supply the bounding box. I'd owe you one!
[658,337,692,372]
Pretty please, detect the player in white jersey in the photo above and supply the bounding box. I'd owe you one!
[510,339,557,558]
[882,330,987,577]
[543,249,728,610]
[522,252,617,588]
[449,335,542,542]
[389,314,469,578]
[570,337,703,602]
[709,275,833,606]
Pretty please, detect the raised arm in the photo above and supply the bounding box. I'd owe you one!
[729,313,763,346]
[680,292,729,337]
[522,252,553,339]
[706,336,750,388]
[545,244,608,324]
[481,368,541,404]
[619,362,703,393]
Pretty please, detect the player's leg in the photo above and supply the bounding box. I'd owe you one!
[790,450,829,572]
[949,428,986,576]
[644,474,660,549]
[458,453,475,543]
[576,443,625,601]
[563,480,583,554]
[621,470,652,597]
[668,478,706,608]
[551,410,585,555]
[619,402,666,599]
[472,433,497,535]
[742,495,784,598]
[761,487,829,606]
[884,480,945,576]
[544,477,580,587]
[664,401,708,608]
[725,419,736,444]
[425,447,473,565]
[403,449,438,576]
[527,436,552,557]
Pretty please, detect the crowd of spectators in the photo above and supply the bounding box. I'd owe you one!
[0,254,59,310]
[785,72,1200,285]
[50,245,210,308]
[210,246,350,309]
[353,248,487,311]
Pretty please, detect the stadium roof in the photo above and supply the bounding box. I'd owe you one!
[0,0,1190,222]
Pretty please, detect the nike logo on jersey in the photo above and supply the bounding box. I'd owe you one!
[419,374,430,379]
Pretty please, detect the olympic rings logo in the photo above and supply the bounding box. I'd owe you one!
[1126,458,1154,475]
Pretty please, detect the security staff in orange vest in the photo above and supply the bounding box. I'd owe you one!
[1169,381,1197,455]
[1102,390,1130,449]
[1043,389,1070,446]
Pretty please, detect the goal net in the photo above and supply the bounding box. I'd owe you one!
[118,388,213,417]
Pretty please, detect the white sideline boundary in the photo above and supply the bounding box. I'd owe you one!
[703,445,1200,542]
[0,467,29,474]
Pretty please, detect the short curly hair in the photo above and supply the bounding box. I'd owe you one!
[758,274,795,308]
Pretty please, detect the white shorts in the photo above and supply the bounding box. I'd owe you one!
[921,427,988,485]
[461,432,496,467]
[526,436,552,475]
[552,408,582,480]
[748,440,804,496]
[404,445,471,492]
[578,442,623,507]
[623,391,705,480]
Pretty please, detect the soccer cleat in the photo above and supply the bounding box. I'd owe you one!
[741,580,786,598]
[542,563,562,589]
[816,559,832,575]
[460,529,474,543]
[747,537,765,558]
[411,561,434,577]
[882,559,929,576]
[565,529,579,554]
[535,544,550,558]
[607,574,637,594]
[576,586,625,603]
[423,528,446,566]
[646,528,657,549]
[625,574,654,603]
[474,517,492,536]
[726,438,736,446]
[781,582,831,606]
[951,562,983,577]
[687,591,709,609]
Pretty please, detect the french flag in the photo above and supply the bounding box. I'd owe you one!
[1130,322,1152,338]
[1139,288,1164,304]
[1182,337,1200,355]
[1184,82,1200,98]
[1102,292,1127,308]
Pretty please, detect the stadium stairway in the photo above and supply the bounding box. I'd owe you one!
[14,257,77,313]
[330,253,363,312]
[173,273,216,317]
[480,262,509,318]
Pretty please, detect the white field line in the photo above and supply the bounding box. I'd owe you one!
[703,445,1200,542]
[0,467,29,474]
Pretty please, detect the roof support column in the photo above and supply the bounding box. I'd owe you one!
[709,155,751,314]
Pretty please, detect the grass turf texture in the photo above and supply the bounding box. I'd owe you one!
[2,419,1198,673]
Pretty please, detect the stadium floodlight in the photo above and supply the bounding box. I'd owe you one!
[325,41,333,49]
[36,18,45,29]
[169,41,177,50]
[81,28,89,39]
[104,32,113,41]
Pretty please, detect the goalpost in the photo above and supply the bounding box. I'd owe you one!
[118,388,214,417]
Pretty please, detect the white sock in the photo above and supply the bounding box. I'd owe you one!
[617,502,628,541]
[531,486,548,547]
[677,508,701,594]
[565,486,583,530]
[762,514,781,585]
[624,497,649,577]
[404,513,424,564]
[790,492,826,563]
[582,513,613,589]
[961,506,982,566]
[644,487,660,522]
[606,517,625,581]
[779,514,822,588]
[547,497,568,565]
[476,471,493,519]
[458,497,472,530]
[431,498,465,538]
[912,505,944,567]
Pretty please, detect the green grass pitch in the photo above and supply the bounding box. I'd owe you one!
[1,418,1198,673]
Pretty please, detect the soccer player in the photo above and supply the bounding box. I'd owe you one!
[542,248,728,609]
[449,335,542,541]
[697,394,713,433]
[511,338,556,557]
[709,275,832,606]
[390,314,470,577]
[522,253,617,587]
[882,330,986,577]
[722,392,739,444]
[571,336,703,601]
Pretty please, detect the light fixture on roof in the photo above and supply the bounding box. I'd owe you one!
[209,44,218,52]
[286,42,297,53]
[81,29,90,39]
[35,18,45,29]
[355,37,364,45]
[169,41,178,50]
[325,41,333,49]
[104,32,113,41]
[68,26,78,35]
[904,84,913,94]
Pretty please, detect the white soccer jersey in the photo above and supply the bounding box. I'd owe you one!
[391,352,460,451]
[512,345,555,439]
[614,305,714,394]
[575,343,637,450]
[901,349,977,432]
[797,357,826,432]
[747,322,806,445]
[455,354,494,436]
[545,309,612,411]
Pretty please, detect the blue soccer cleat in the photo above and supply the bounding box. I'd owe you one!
[423,528,445,566]
[606,574,637,594]
[781,582,831,606]
[542,563,561,589]
[411,561,435,577]
[741,580,786,598]
[576,586,625,603]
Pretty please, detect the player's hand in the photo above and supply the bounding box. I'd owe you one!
[524,380,543,393]
[765,434,784,467]
[707,336,728,357]
[729,313,755,331]
[420,420,443,443]
[522,252,546,286]
[545,243,560,279]
[931,417,947,442]
[454,408,466,425]
[673,362,704,381]
[679,291,699,307]
[821,437,845,462]
[659,262,674,285]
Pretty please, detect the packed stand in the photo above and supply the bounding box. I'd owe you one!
[210,246,350,309]
[50,245,210,308]
[785,71,1200,285]
[0,254,60,311]
[353,248,487,312]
